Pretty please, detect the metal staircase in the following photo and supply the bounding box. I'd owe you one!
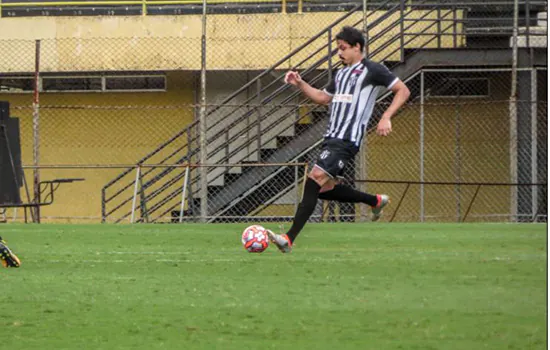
[101,0,542,223]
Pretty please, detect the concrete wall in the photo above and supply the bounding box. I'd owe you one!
[0,10,466,221]
[0,10,463,72]
[0,71,194,222]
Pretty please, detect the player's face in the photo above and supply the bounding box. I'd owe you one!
[337,40,362,66]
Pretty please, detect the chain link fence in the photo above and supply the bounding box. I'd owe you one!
[0,0,547,223]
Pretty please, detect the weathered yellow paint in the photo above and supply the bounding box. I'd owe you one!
[364,99,510,222]
[0,71,195,222]
[257,100,511,222]
[255,203,295,217]
[0,10,463,72]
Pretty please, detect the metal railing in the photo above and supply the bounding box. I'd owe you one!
[101,0,545,223]
[0,0,304,17]
[356,179,547,223]
[101,0,395,222]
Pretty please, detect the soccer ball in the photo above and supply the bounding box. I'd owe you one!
[241,225,269,253]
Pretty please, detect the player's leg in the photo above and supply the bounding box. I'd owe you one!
[318,183,378,205]
[267,167,331,253]
[268,140,348,253]
[318,185,390,221]
[287,167,331,241]
[0,236,21,268]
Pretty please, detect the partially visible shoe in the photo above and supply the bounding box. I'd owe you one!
[266,230,292,253]
[0,237,21,268]
[371,194,390,222]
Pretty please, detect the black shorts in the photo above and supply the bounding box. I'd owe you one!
[314,138,359,179]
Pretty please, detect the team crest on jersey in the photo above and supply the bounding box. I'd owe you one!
[320,150,331,159]
[350,69,363,86]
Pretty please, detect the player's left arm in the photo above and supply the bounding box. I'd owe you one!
[377,80,410,136]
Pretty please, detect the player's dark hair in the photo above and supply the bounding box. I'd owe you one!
[335,26,365,51]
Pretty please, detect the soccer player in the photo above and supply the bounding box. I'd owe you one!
[0,236,21,267]
[267,26,410,253]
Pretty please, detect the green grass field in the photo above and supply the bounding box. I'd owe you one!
[0,223,546,350]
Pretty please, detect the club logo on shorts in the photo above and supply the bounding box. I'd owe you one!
[338,160,344,169]
[320,150,330,159]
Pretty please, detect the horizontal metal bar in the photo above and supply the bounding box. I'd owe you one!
[0,0,282,7]
[421,67,542,72]
[401,1,545,7]
[2,0,543,7]
[1,1,140,7]
[22,162,308,169]
[356,179,547,186]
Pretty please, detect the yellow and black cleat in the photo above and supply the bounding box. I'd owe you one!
[0,237,20,268]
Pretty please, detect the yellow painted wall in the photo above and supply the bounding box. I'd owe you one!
[0,9,468,222]
[0,10,463,72]
[255,203,295,218]
[256,99,511,222]
[0,71,195,222]
[364,99,511,222]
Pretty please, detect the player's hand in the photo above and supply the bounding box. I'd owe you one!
[284,71,302,86]
[376,117,392,136]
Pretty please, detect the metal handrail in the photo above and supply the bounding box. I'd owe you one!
[101,1,370,220]
[102,2,364,191]
[103,2,399,221]
[102,0,445,221]
[104,0,529,198]
[102,0,376,221]
[142,2,451,220]
[102,0,543,222]
[203,3,399,156]
[203,11,460,218]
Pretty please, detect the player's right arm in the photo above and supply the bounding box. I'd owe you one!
[284,71,332,105]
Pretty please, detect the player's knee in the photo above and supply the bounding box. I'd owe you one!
[308,169,331,187]
[319,183,335,193]
[308,171,325,185]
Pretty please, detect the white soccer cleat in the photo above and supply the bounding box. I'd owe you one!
[266,230,292,253]
[371,194,390,222]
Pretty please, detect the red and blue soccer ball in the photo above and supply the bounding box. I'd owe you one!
[241,225,269,253]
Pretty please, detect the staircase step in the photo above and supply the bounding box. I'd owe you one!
[259,148,277,161]
[224,172,242,186]
[538,12,547,27]
[207,185,224,197]
[511,30,548,48]
[518,26,548,35]
[240,161,260,174]
[276,135,295,148]
[311,110,327,123]
[228,166,242,174]
[295,122,313,136]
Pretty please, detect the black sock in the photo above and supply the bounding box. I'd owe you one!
[318,184,378,206]
[286,178,321,243]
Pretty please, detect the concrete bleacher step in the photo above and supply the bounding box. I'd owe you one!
[538,12,547,27]
[223,172,242,186]
[511,12,547,48]
[228,166,241,174]
[276,135,295,148]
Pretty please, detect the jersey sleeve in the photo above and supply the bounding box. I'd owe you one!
[369,61,399,89]
[323,74,337,96]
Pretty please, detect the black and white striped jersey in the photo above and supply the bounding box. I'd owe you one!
[323,58,399,147]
